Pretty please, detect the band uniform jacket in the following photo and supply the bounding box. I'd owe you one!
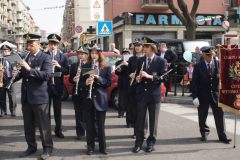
[135,56,166,104]
[80,63,111,111]
[14,51,52,104]
[115,59,129,90]
[192,58,219,105]
[69,61,85,98]
[128,55,141,92]
[47,50,69,96]
[157,50,177,70]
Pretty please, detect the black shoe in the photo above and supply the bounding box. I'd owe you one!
[19,148,37,157]
[99,149,108,155]
[55,132,64,138]
[219,138,232,144]
[87,149,94,155]
[132,145,142,153]
[200,136,207,142]
[40,150,52,160]
[11,113,16,117]
[76,135,84,140]
[131,135,136,139]
[145,145,154,152]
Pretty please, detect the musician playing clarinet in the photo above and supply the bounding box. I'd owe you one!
[132,37,167,153]
[80,45,111,155]
[46,34,69,138]
[69,46,89,140]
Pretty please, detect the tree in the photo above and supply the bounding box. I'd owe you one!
[167,0,200,40]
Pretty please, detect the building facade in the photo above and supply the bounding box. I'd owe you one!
[104,0,239,51]
[0,0,38,51]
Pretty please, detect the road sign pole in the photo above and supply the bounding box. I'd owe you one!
[234,114,237,148]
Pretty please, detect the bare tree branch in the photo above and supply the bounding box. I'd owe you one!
[190,0,200,17]
[177,0,194,25]
[167,0,187,25]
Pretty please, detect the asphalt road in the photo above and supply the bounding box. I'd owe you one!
[1,82,240,160]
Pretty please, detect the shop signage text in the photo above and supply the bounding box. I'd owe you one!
[134,13,223,26]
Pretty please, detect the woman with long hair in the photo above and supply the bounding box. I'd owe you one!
[128,38,148,138]
[80,46,111,155]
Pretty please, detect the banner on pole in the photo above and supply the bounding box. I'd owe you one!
[219,45,240,115]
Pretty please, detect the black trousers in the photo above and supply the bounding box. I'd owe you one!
[128,88,148,136]
[49,95,62,133]
[118,89,132,123]
[0,81,17,115]
[135,102,160,147]
[164,76,172,96]
[73,95,85,136]
[22,103,53,150]
[198,99,227,139]
[85,106,106,151]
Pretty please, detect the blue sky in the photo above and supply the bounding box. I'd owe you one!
[23,0,65,34]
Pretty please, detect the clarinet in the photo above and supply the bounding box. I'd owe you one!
[87,59,96,99]
[5,52,30,90]
[51,52,55,85]
[73,59,82,95]
[0,58,3,87]
[136,62,145,83]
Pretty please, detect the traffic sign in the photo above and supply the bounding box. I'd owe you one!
[75,25,83,33]
[90,0,104,21]
[97,21,113,37]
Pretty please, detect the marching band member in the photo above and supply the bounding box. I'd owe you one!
[128,38,148,138]
[115,48,130,119]
[12,33,53,159]
[192,46,231,144]
[132,37,166,153]
[69,46,89,140]
[0,45,17,117]
[46,34,69,138]
[80,46,111,155]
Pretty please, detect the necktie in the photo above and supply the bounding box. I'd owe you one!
[3,59,8,80]
[147,57,151,69]
[208,63,211,75]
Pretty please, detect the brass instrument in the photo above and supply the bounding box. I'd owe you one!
[87,59,97,99]
[0,57,3,87]
[5,53,30,90]
[74,59,82,95]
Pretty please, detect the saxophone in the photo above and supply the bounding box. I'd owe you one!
[73,59,82,95]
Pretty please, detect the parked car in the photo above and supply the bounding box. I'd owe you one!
[62,51,122,108]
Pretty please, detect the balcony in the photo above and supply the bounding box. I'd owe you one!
[0,22,8,29]
[141,0,169,10]
[16,22,24,28]
[7,3,13,11]
[8,14,13,21]
[17,14,23,20]
[1,0,8,6]
[11,0,16,6]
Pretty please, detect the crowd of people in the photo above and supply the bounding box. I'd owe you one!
[0,33,232,160]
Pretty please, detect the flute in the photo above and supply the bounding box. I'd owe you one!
[73,59,82,95]
[6,52,30,89]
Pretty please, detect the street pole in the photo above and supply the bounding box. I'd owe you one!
[233,114,237,148]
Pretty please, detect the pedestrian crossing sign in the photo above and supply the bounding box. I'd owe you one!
[97,21,113,36]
